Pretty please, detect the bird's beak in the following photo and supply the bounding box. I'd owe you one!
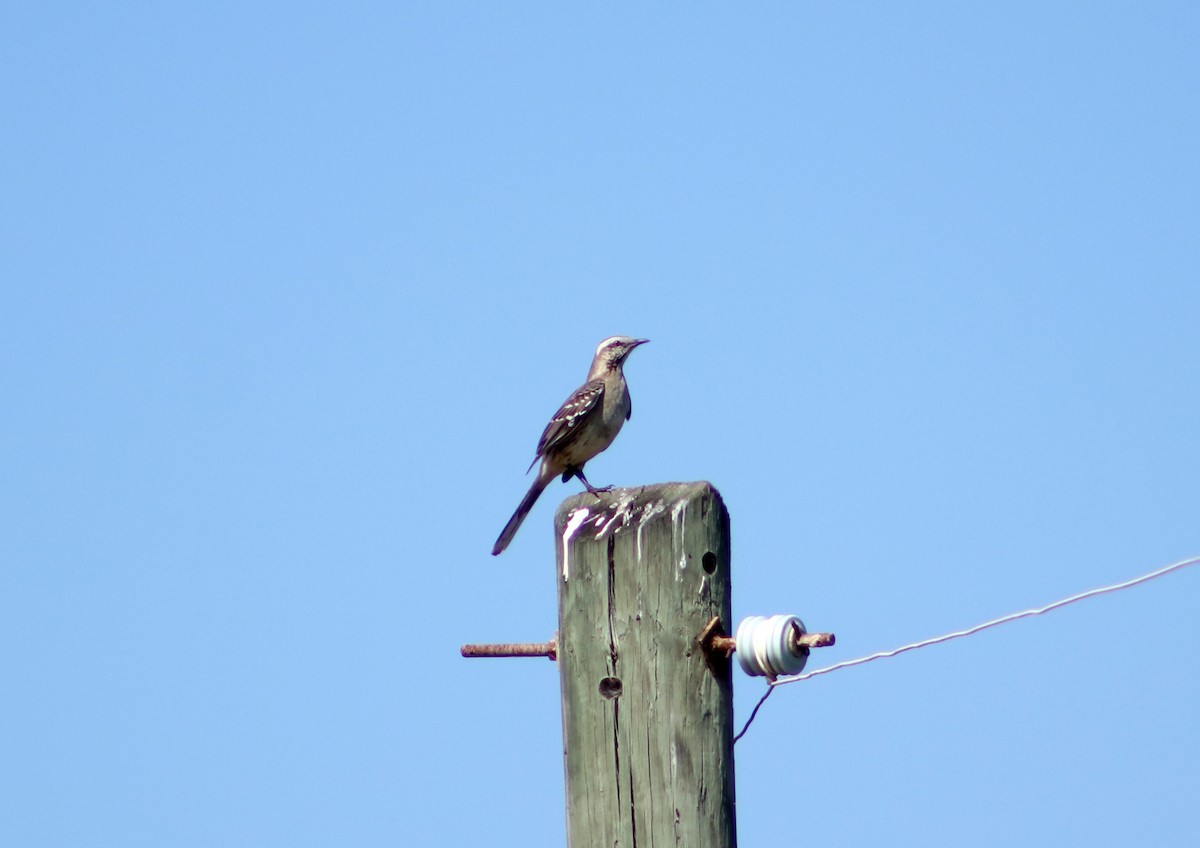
[633,338,650,347]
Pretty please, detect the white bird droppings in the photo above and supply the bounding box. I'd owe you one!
[561,508,591,581]
[670,498,689,580]
[594,493,636,539]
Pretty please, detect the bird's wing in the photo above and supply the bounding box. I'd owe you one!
[531,379,606,462]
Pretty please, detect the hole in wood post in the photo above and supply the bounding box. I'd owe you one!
[702,551,717,574]
[598,677,623,699]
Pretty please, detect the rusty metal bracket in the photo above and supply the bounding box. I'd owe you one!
[698,615,836,663]
[460,637,558,661]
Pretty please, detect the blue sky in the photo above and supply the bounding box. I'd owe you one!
[3,3,1198,846]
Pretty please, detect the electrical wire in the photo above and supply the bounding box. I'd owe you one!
[734,554,1199,742]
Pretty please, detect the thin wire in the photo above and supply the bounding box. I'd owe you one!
[733,685,774,744]
[735,554,1200,743]
[771,553,1200,688]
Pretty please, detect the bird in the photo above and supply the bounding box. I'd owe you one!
[492,336,649,555]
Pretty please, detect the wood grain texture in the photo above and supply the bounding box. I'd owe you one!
[554,481,735,848]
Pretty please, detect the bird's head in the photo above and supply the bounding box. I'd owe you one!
[594,336,649,371]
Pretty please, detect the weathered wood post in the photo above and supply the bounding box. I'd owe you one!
[554,481,736,848]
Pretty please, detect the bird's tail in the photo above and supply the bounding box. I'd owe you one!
[492,476,549,555]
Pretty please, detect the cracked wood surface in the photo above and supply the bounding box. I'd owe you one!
[555,482,736,848]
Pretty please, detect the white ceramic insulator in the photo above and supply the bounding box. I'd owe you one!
[735,614,810,678]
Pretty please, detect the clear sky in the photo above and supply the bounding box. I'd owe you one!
[3,3,1198,846]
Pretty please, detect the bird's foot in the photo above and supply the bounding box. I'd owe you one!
[571,467,612,497]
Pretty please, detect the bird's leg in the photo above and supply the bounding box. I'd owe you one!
[572,467,612,497]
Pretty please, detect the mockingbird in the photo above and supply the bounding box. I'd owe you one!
[492,336,649,556]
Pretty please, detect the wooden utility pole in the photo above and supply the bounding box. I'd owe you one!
[554,481,735,848]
